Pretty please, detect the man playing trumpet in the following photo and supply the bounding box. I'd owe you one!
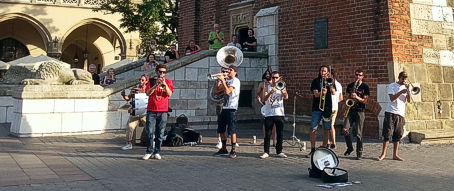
[259,71,288,159]
[142,64,174,160]
[213,66,240,158]
[377,72,409,161]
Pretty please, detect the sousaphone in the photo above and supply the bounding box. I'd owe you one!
[209,46,243,103]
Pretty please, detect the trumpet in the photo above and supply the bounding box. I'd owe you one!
[207,73,228,80]
[343,98,355,118]
[276,80,286,90]
[157,78,166,90]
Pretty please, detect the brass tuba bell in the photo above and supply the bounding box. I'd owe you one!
[209,46,244,104]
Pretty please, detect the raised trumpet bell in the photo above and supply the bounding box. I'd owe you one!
[207,73,228,80]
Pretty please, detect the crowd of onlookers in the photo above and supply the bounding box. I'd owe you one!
[89,23,257,86]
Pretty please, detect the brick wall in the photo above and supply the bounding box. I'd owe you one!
[179,0,394,138]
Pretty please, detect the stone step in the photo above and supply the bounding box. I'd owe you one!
[409,130,454,144]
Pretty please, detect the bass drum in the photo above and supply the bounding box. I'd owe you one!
[130,93,149,117]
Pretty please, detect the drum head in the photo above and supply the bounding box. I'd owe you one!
[311,147,339,171]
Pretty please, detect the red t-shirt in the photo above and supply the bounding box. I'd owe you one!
[146,78,174,111]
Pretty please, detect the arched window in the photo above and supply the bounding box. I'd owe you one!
[0,38,30,62]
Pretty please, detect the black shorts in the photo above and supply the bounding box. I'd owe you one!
[382,112,405,142]
[217,109,237,135]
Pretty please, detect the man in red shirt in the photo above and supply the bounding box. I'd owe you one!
[142,64,174,160]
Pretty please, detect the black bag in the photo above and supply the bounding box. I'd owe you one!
[163,124,184,147]
[183,128,200,143]
[308,147,339,178]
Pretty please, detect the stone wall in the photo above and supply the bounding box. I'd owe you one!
[383,0,454,133]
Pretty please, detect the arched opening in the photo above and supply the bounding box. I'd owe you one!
[0,15,50,61]
[0,38,30,62]
[61,19,126,72]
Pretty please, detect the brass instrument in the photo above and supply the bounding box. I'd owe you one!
[276,80,286,90]
[207,73,229,80]
[405,80,420,95]
[209,46,243,103]
[343,80,361,118]
[343,98,355,118]
[404,79,420,111]
[157,78,166,90]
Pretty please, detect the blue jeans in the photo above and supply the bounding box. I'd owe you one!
[145,111,168,154]
[310,111,331,130]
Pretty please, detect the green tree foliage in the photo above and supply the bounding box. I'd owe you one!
[95,0,179,53]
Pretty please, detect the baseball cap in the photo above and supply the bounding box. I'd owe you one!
[229,66,238,72]
[398,72,408,78]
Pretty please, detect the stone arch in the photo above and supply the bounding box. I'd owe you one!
[61,18,126,59]
[0,13,52,51]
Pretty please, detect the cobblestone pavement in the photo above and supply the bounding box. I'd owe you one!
[0,122,453,191]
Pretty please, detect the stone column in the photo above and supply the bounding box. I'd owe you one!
[256,6,279,71]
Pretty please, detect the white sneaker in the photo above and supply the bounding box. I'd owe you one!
[154,154,162,160]
[277,153,288,158]
[216,141,222,149]
[235,143,239,147]
[142,154,152,160]
[121,144,132,150]
[259,153,269,159]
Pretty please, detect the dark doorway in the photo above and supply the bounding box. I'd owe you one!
[237,28,249,47]
[0,38,30,62]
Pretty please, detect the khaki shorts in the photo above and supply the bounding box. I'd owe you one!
[330,110,338,126]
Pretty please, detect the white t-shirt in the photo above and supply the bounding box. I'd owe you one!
[385,82,407,117]
[331,81,342,111]
[264,84,285,117]
[223,77,241,110]
[227,42,242,49]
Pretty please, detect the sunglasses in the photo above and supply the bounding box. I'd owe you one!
[355,74,363,76]
[140,79,147,82]
[158,71,167,74]
[272,77,280,79]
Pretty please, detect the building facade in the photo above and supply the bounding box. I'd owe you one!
[0,0,140,72]
[179,0,454,138]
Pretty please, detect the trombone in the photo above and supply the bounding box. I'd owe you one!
[405,80,420,110]
[318,78,334,111]
[276,80,286,90]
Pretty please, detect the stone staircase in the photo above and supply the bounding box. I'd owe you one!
[409,130,454,144]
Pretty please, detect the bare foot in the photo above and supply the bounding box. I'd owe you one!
[377,154,386,161]
[393,155,405,161]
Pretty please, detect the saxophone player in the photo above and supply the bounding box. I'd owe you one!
[343,69,370,160]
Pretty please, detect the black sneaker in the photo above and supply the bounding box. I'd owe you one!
[228,150,237,158]
[344,149,354,156]
[330,144,336,149]
[305,148,316,158]
[356,152,362,160]
[214,149,229,156]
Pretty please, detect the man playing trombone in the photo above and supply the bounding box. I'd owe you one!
[343,69,369,160]
[377,72,409,161]
[259,71,288,159]
[307,65,336,158]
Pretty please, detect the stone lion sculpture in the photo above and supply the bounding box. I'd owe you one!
[21,61,94,85]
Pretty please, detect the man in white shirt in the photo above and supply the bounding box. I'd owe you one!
[377,72,410,161]
[227,35,242,50]
[213,65,240,158]
[259,71,289,159]
[328,71,343,149]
